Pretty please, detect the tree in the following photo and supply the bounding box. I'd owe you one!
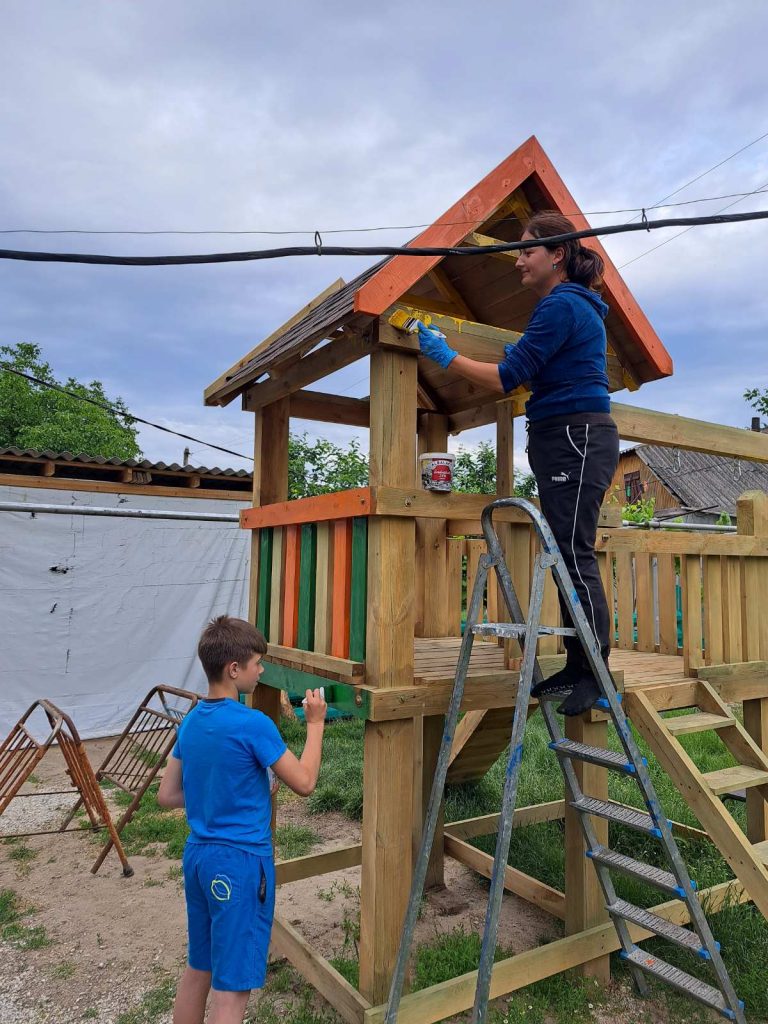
[452,440,538,497]
[745,386,768,426]
[288,433,369,499]
[0,343,141,459]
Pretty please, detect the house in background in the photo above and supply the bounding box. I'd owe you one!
[610,419,768,524]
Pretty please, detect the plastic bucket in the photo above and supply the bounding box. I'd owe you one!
[419,452,456,492]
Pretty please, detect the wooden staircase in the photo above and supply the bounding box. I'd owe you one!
[626,679,768,919]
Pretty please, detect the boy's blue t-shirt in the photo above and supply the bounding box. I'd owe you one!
[171,698,287,855]
[497,282,611,421]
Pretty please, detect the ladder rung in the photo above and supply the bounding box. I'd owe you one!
[664,712,734,736]
[620,947,741,1018]
[608,900,713,957]
[550,739,637,774]
[587,846,687,896]
[471,622,577,639]
[702,764,768,795]
[572,797,662,836]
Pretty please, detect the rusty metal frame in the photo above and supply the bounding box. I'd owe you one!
[60,685,199,874]
[0,699,134,876]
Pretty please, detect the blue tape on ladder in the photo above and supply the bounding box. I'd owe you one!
[595,693,623,710]
[697,947,711,960]
[651,827,662,839]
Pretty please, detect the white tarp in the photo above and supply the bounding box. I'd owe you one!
[0,484,250,740]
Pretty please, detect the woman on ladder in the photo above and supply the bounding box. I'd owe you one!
[417,211,619,716]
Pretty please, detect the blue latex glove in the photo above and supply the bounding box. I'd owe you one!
[417,322,457,369]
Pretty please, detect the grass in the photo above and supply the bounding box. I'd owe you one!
[52,959,77,979]
[0,887,52,950]
[275,824,320,860]
[412,926,510,991]
[488,972,608,1024]
[4,840,38,867]
[115,974,175,1024]
[279,712,768,1020]
[104,783,189,859]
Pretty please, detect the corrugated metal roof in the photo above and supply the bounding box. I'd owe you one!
[0,447,250,478]
[635,444,768,515]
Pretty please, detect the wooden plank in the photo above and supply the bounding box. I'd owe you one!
[444,801,566,840]
[444,835,566,919]
[266,644,363,678]
[598,551,616,651]
[314,522,334,654]
[422,715,446,889]
[256,528,273,636]
[614,551,634,650]
[682,554,704,675]
[276,843,363,884]
[416,412,450,638]
[539,570,560,656]
[363,879,750,1024]
[379,313,521,364]
[564,714,610,982]
[349,517,368,662]
[703,555,724,666]
[655,553,678,656]
[331,519,353,659]
[743,697,768,843]
[445,537,463,635]
[269,528,285,645]
[633,552,654,653]
[204,277,346,405]
[373,486,532,523]
[702,764,768,795]
[241,488,372,529]
[465,230,520,264]
[597,530,768,557]
[723,557,744,664]
[290,391,370,427]
[611,402,768,463]
[297,524,317,651]
[627,689,768,919]
[281,525,302,648]
[428,266,477,319]
[271,916,370,1024]
[0,472,251,502]
[242,332,375,412]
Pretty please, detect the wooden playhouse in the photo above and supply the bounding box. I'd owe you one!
[205,136,768,1024]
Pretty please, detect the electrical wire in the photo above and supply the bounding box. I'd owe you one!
[3,208,768,266]
[3,186,768,237]
[0,364,254,462]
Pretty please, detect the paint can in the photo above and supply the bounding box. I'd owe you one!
[419,452,455,492]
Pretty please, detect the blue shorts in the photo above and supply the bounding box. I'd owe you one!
[182,842,275,992]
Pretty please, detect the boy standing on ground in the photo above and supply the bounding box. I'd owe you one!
[158,615,326,1024]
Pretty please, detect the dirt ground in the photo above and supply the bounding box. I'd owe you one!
[0,738,657,1024]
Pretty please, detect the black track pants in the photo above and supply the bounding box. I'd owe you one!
[527,413,619,663]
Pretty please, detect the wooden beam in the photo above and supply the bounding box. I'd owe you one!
[290,391,370,427]
[427,267,477,320]
[241,488,372,530]
[271,916,370,1024]
[372,486,532,523]
[465,230,519,264]
[443,801,566,840]
[276,843,363,885]
[611,402,768,463]
[0,472,250,502]
[241,332,375,412]
[380,310,522,363]
[401,292,463,318]
[597,530,768,557]
[266,644,364,679]
[41,460,56,477]
[363,878,750,1024]
[444,834,566,919]
[204,277,346,406]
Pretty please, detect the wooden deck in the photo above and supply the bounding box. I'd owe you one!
[414,637,689,689]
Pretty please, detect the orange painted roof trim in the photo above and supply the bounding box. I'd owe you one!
[353,136,672,379]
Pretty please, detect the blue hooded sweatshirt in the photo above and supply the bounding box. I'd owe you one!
[497,282,610,422]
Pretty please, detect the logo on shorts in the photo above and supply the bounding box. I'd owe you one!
[551,471,570,483]
[210,874,233,902]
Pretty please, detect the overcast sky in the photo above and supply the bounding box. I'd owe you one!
[1,1,767,475]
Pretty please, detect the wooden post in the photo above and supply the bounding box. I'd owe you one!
[737,491,768,842]
[564,714,611,983]
[415,411,451,890]
[250,397,290,724]
[496,404,516,664]
[360,345,419,1004]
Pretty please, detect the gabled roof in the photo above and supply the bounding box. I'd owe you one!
[625,444,768,516]
[206,136,672,407]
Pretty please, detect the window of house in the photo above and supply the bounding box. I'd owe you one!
[624,471,643,502]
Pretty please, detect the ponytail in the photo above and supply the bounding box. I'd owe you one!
[524,211,604,291]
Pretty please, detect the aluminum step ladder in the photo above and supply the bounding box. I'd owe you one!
[384,497,746,1024]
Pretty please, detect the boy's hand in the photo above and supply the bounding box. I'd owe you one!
[302,688,327,724]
